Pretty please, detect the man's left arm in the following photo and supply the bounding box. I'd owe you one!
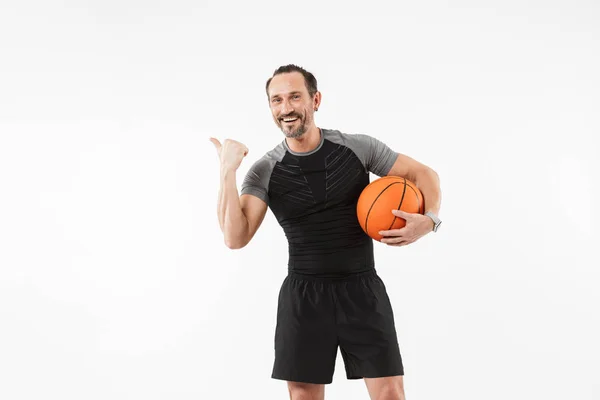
[380,153,442,246]
[387,153,441,216]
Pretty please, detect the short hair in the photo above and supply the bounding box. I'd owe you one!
[265,64,318,99]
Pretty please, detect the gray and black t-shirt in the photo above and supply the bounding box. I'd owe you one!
[241,128,398,277]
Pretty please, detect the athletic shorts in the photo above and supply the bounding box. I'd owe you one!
[271,269,404,384]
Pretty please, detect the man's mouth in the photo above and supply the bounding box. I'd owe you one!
[281,117,299,124]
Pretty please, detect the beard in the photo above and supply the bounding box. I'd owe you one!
[279,112,309,139]
[283,121,307,139]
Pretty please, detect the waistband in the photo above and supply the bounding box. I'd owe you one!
[287,268,377,282]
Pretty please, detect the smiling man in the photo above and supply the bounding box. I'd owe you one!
[210,64,442,400]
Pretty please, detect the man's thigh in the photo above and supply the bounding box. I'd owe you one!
[335,272,404,380]
[272,275,338,384]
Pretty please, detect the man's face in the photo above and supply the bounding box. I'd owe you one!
[267,72,317,139]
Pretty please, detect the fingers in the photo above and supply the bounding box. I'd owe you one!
[391,209,413,218]
[210,138,249,156]
[380,236,407,245]
[234,142,249,157]
[380,235,415,246]
[379,229,416,246]
[387,240,414,247]
[379,228,406,237]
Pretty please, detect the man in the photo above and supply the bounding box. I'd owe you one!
[210,65,442,400]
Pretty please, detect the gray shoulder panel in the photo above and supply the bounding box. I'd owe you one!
[323,129,399,177]
[240,142,286,204]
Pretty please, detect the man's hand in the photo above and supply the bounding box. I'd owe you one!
[210,137,249,172]
[379,209,434,247]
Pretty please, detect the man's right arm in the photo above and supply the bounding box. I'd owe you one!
[217,167,267,249]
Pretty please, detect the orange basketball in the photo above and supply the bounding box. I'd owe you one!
[357,176,425,241]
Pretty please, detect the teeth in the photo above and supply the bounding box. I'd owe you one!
[283,117,297,122]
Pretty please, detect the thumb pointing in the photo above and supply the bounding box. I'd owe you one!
[209,137,221,151]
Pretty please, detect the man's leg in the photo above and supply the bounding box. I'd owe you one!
[364,376,405,400]
[287,382,325,400]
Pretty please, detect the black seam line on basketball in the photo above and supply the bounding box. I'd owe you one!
[400,182,424,214]
[407,184,425,212]
[388,177,407,230]
[365,182,404,234]
[403,183,423,214]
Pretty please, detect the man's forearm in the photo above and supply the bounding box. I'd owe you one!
[217,168,250,248]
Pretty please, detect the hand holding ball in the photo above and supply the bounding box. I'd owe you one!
[357,176,424,241]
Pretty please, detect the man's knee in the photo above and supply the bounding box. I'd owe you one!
[287,381,325,400]
[375,384,405,400]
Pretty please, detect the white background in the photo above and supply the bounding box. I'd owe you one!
[1,1,599,399]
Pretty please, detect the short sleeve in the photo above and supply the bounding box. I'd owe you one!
[240,157,273,204]
[339,133,398,177]
[362,134,398,176]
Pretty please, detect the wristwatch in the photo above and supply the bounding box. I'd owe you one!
[425,211,442,232]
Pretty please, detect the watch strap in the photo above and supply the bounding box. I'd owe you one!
[425,211,442,232]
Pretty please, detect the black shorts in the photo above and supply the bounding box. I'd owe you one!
[271,269,404,384]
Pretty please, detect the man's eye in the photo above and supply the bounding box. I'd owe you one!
[293,95,300,99]
[272,98,281,103]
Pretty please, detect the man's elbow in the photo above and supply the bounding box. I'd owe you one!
[224,236,249,250]
[417,166,439,182]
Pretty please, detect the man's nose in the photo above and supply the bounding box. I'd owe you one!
[281,100,294,115]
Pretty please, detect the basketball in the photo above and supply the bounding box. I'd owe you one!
[357,176,425,241]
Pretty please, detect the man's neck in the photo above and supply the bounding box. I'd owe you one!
[285,126,321,153]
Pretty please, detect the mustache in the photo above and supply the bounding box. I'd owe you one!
[279,113,301,120]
